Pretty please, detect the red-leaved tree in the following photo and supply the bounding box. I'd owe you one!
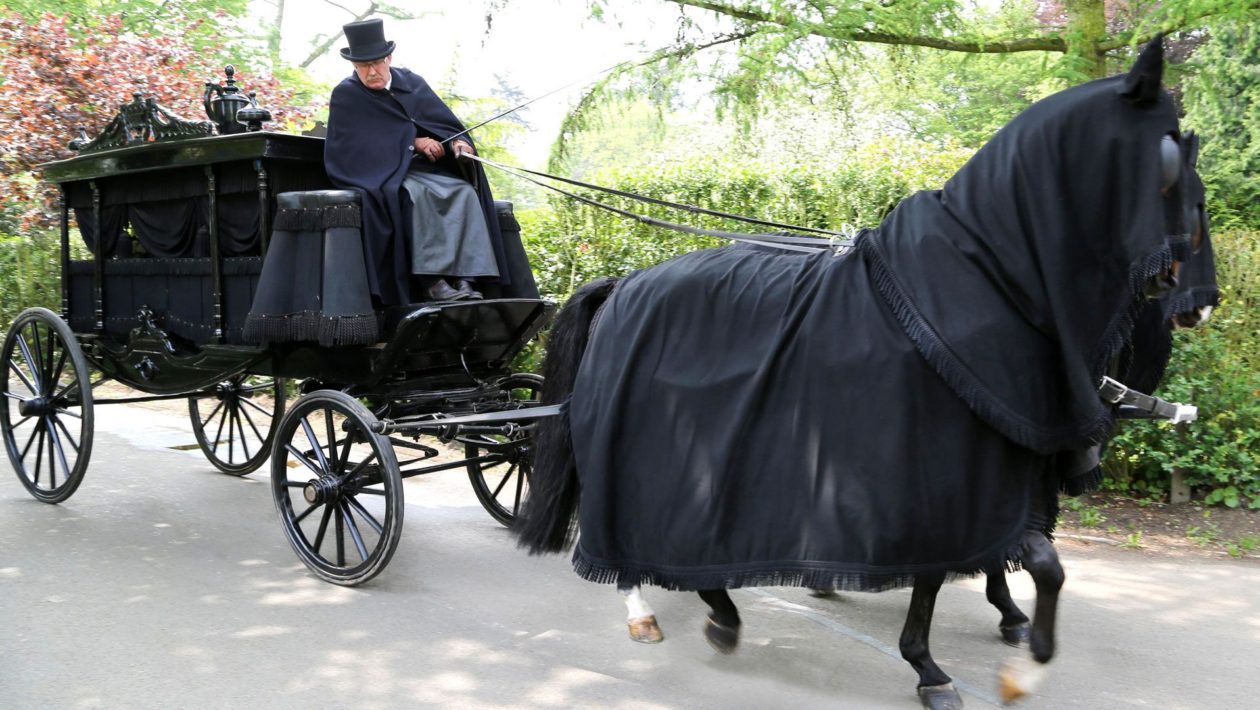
[0,12,321,230]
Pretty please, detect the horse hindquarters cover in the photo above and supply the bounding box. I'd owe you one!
[568,245,1048,592]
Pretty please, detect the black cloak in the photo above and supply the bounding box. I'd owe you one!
[324,67,537,305]
[564,43,1201,591]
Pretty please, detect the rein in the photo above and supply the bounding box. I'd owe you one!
[463,153,853,254]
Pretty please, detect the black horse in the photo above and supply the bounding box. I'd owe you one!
[610,168,1216,654]
[516,38,1205,709]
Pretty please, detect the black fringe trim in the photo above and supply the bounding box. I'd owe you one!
[570,526,1031,593]
[860,234,1175,455]
[272,204,362,232]
[1163,287,1220,320]
[1169,234,1193,262]
[860,234,1105,454]
[1060,465,1105,496]
[242,310,378,347]
[1092,245,1175,388]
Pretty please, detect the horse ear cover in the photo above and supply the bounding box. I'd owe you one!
[1120,33,1165,105]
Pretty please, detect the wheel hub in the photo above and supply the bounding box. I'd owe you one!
[303,475,341,505]
[18,396,51,417]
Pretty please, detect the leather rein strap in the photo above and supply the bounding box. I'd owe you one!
[1099,376,1198,423]
[463,153,853,254]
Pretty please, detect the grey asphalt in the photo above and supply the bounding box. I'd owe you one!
[2,405,1258,709]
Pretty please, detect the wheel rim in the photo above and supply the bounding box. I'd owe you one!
[464,373,541,526]
[189,375,286,475]
[271,391,402,585]
[1,308,94,503]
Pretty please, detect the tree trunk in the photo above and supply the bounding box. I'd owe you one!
[1064,0,1107,79]
[269,0,286,69]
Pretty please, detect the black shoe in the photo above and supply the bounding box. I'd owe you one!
[424,278,469,302]
[452,279,483,300]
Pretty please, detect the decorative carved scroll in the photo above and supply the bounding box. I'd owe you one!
[69,93,215,154]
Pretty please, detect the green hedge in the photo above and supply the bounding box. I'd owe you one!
[519,137,971,300]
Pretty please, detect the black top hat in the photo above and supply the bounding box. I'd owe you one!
[340,18,395,62]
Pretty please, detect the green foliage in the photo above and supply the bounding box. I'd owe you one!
[1104,230,1260,508]
[0,230,66,327]
[520,135,969,301]
[1182,19,1260,230]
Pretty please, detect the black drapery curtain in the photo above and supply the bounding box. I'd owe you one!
[64,163,279,258]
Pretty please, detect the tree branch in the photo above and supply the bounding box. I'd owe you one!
[669,0,1067,54]
[300,1,377,67]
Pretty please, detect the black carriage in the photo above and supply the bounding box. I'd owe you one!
[2,80,553,586]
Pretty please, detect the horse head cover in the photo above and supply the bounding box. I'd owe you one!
[863,37,1193,453]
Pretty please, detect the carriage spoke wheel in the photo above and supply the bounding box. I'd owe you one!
[271,390,402,586]
[189,375,286,475]
[463,373,542,527]
[1,308,94,504]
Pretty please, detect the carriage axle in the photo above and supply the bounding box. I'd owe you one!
[18,396,53,417]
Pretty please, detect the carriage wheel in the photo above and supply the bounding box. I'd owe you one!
[1,307,94,504]
[189,375,287,475]
[464,373,542,527]
[271,390,402,586]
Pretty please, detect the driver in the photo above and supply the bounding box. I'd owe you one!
[324,18,532,305]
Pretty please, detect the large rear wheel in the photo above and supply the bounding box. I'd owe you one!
[189,375,286,475]
[1,308,94,503]
[271,390,402,586]
[463,373,542,526]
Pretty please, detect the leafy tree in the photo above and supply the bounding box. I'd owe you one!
[1182,20,1260,229]
[0,11,319,231]
[2,0,252,51]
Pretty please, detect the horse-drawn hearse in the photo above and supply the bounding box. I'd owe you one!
[2,69,553,586]
[5,39,1219,708]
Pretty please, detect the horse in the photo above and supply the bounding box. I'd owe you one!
[613,129,1217,652]
[515,38,1204,710]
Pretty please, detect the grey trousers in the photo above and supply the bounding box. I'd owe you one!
[401,170,500,279]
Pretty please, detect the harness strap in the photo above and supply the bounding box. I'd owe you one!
[1099,376,1197,423]
[464,154,851,252]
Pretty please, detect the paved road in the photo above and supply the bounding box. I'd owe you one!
[2,405,1258,709]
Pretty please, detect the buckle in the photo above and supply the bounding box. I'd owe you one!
[1098,376,1128,405]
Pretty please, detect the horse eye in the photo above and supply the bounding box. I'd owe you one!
[1160,135,1181,192]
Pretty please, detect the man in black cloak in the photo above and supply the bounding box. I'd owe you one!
[324,18,537,306]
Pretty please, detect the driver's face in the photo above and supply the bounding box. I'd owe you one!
[353,55,391,90]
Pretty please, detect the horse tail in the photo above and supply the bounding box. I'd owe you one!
[514,276,620,555]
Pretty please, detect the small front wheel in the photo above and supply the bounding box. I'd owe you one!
[1,308,94,503]
[189,375,286,475]
[464,373,542,526]
[271,390,402,586]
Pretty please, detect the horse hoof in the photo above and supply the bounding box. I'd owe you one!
[703,617,740,654]
[808,587,837,598]
[998,655,1048,704]
[918,682,963,710]
[1000,622,1031,647]
[628,615,664,644]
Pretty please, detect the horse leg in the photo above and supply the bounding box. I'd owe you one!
[900,572,963,710]
[621,584,663,643]
[698,589,741,654]
[985,562,1031,647]
[998,531,1064,703]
